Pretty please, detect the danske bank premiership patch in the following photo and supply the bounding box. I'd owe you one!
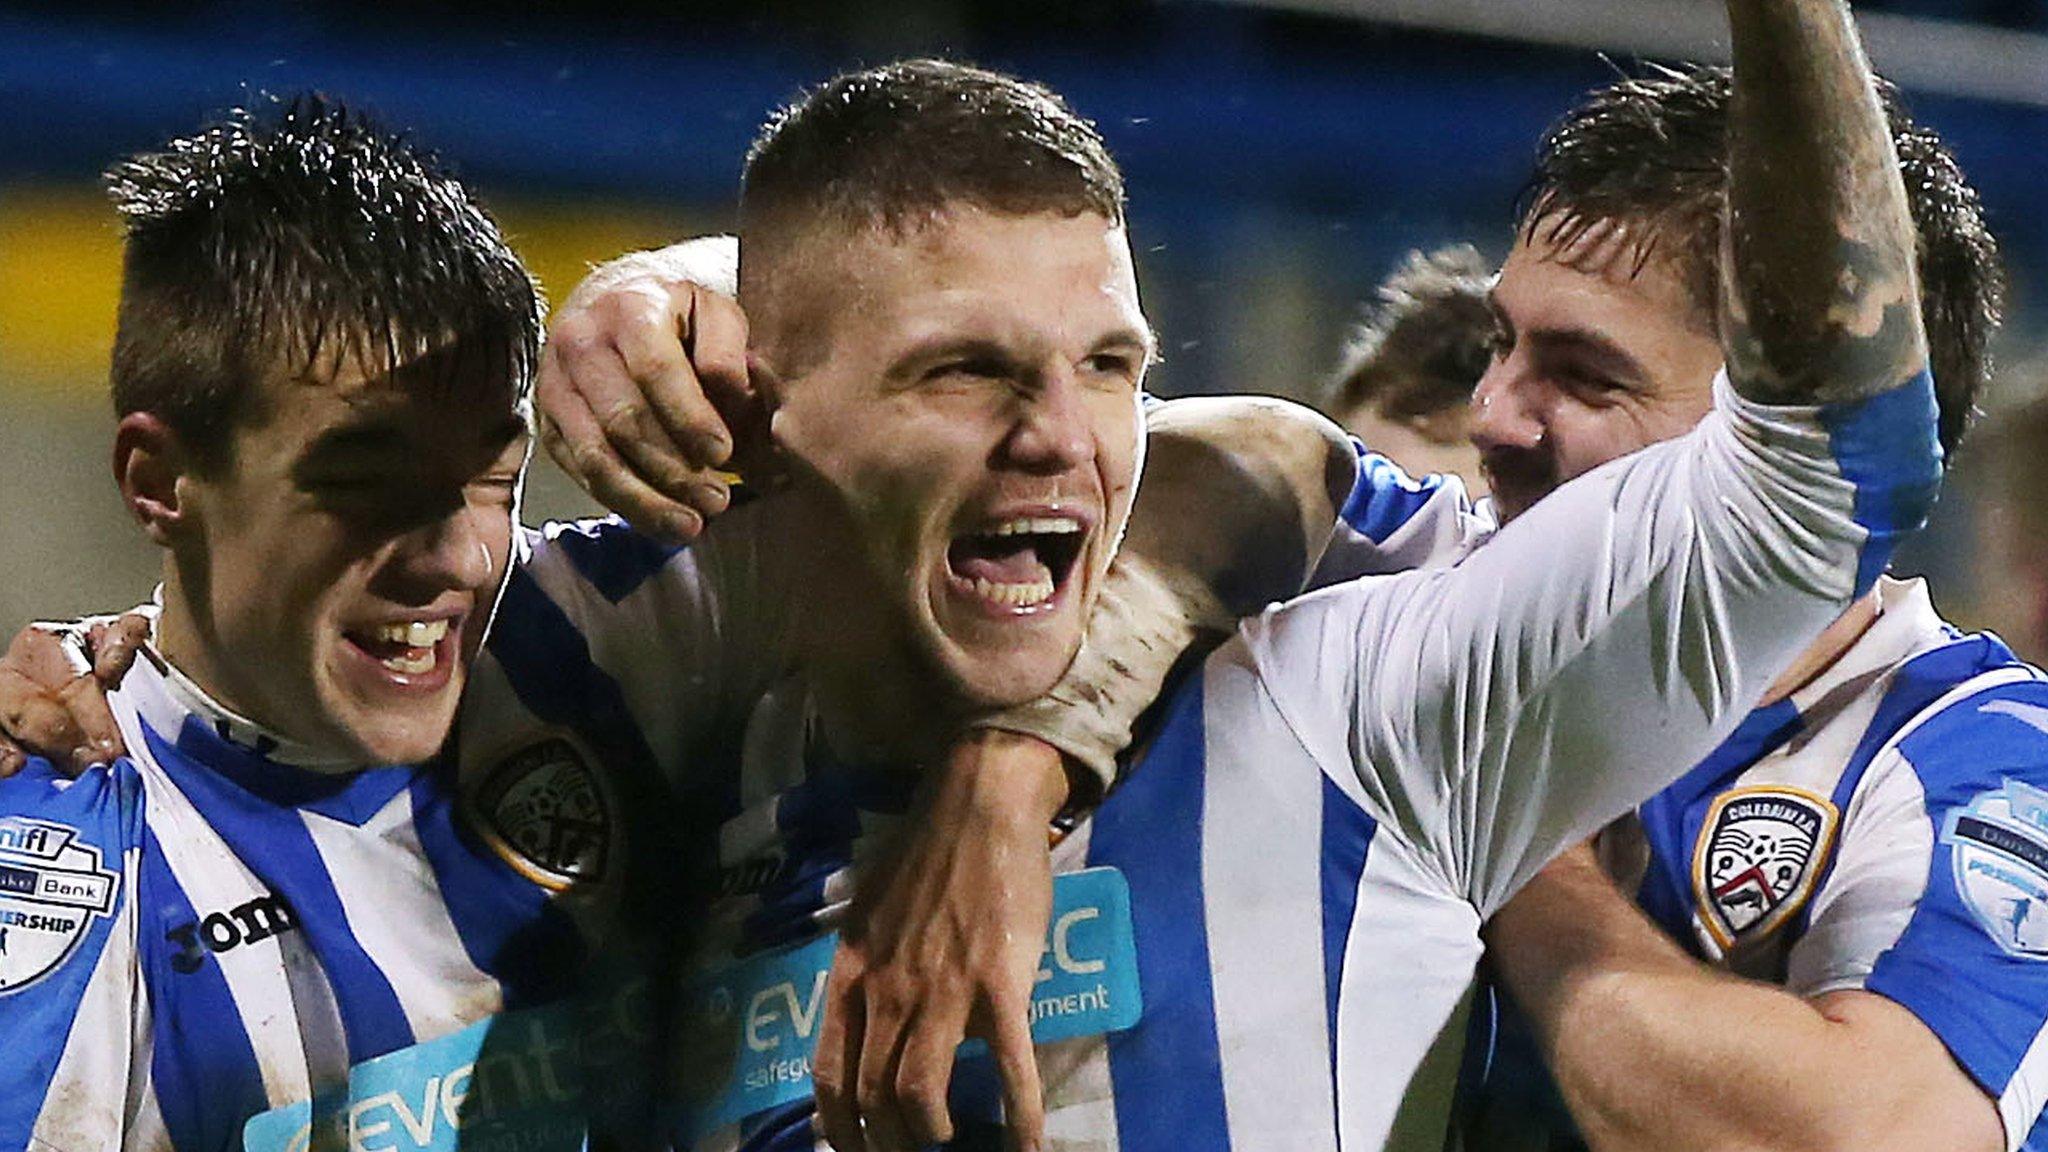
[1693,785,1840,951]
[1944,779,2048,959]
[0,817,117,994]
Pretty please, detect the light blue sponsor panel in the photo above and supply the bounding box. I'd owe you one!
[242,1005,587,1152]
[672,866,1144,1140]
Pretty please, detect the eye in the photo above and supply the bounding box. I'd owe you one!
[1085,352,1137,376]
[923,357,1008,383]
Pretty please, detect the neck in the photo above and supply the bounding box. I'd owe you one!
[154,564,254,724]
[1756,588,1883,708]
[154,564,351,769]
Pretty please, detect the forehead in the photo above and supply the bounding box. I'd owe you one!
[809,207,1147,345]
[246,340,528,458]
[1495,220,1710,337]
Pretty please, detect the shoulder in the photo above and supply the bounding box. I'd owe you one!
[1889,665,2048,804]
[0,759,139,996]
[517,515,689,605]
[0,758,145,839]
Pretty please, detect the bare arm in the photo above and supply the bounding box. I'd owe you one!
[1486,848,2000,1152]
[1720,0,1927,406]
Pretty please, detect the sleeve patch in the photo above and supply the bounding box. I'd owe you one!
[1692,784,1841,953]
[1943,780,2048,960]
[0,817,119,994]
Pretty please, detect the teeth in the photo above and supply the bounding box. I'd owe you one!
[372,620,450,648]
[971,574,1056,608]
[380,648,437,676]
[987,517,1082,537]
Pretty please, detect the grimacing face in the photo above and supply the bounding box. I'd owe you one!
[763,207,1151,709]
[163,346,529,764]
[1471,219,1725,523]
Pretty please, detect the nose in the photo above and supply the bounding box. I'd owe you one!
[1002,369,1096,474]
[396,498,500,594]
[1468,359,1547,454]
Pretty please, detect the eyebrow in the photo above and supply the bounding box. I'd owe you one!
[1486,291,1649,387]
[302,421,411,462]
[1523,325,1652,385]
[299,412,527,466]
[885,325,1159,381]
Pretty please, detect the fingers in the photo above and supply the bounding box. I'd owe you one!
[552,318,708,498]
[0,665,89,771]
[614,282,740,468]
[680,285,754,441]
[90,614,150,685]
[540,300,742,539]
[988,994,1046,1152]
[814,960,869,1152]
[888,997,969,1149]
[55,674,125,770]
[1,623,124,773]
[537,345,707,543]
[854,1008,918,1152]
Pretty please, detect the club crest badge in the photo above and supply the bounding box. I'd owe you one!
[1943,780,2048,959]
[466,733,615,891]
[1692,785,1840,951]
[0,817,118,994]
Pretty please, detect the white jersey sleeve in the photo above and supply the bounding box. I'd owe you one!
[1311,442,1492,584]
[1242,370,1942,916]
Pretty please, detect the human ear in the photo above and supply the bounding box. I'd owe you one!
[113,412,196,546]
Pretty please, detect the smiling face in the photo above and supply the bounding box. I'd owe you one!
[158,345,529,765]
[1471,219,1725,523]
[759,207,1150,710]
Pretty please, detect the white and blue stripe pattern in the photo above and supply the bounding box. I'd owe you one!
[0,655,584,1152]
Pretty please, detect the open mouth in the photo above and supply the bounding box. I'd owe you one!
[945,516,1087,613]
[342,618,455,679]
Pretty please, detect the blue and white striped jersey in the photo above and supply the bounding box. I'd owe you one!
[0,647,585,1152]
[619,371,1938,1151]
[0,369,1937,1152]
[1462,577,2048,1152]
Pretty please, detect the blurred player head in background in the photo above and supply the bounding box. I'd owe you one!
[737,59,1153,715]
[1971,388,2048,664]
[106,94,543,765]
[1474,64,2003,523]
[1323,244,1494,494]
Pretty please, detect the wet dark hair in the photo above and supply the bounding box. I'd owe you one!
[106,93,543,470]
[1326,244,1495,424]
[740,58,1124,236]
[1520,64,2005,454]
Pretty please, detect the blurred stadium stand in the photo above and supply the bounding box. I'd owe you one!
[2,0,2041,633]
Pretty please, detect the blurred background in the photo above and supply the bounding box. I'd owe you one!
[3,0,2045,656]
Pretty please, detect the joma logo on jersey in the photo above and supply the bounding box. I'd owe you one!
[467,733,614,891]
[1693,785,1840,952]
[167,893,299,974]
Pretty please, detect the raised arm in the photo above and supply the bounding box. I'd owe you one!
[1251,0,1939,919]
[1720,0,1926,409]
